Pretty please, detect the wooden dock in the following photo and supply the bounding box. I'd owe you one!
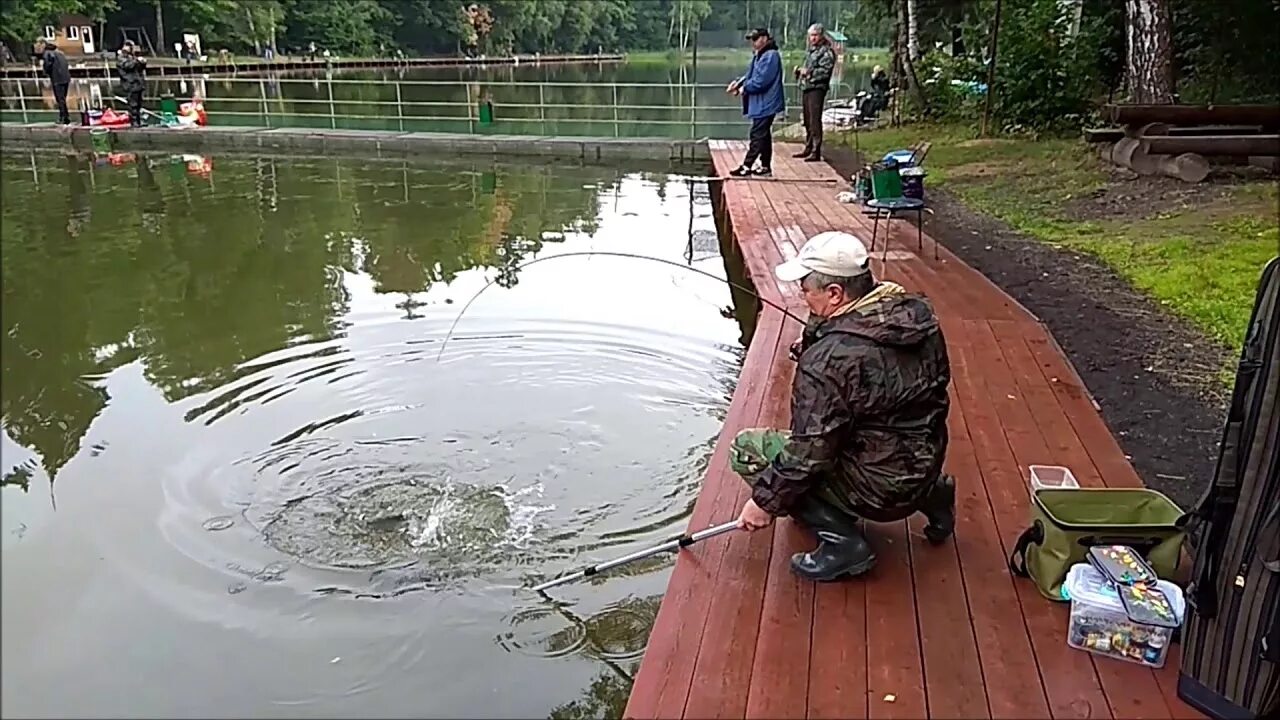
[624,140,1202,719]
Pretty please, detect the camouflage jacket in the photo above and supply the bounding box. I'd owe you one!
[751,291,951,520]
[800,42,836,91]
[117,54,146,92]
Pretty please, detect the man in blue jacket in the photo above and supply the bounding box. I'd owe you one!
[726,28,785,177]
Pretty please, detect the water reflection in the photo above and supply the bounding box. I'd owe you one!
[1,149,748,718]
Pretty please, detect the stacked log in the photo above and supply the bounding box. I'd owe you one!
[1088,103,1280,182]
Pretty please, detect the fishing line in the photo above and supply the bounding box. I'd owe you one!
[435,250,806,362]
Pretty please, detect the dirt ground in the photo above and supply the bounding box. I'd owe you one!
[826,147,1234,510]
[1059,162,1273,224]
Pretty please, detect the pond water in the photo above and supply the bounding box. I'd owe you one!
[1,58,870,138]
[0,150,749,717]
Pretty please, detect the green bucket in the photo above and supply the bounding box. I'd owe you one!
[870,160,903,199]
[89,127,113,153]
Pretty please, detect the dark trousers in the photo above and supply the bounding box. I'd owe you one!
[802,87,828,156]
[127,89,143,127]
[742,114,775,170]
[52,82,70,124]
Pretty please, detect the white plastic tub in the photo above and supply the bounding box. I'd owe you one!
[1063,563,1185,668]
[1029,465,1080,493]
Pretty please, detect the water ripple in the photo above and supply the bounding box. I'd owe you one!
[154,318,739,606]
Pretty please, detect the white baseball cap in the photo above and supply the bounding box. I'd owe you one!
[774,231,870,282]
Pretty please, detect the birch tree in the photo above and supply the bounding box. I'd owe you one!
[1125,0,1175,103]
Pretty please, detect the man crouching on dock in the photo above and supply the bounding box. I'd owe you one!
[732,231,956,581]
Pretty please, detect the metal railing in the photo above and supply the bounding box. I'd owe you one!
[1,74,862,139]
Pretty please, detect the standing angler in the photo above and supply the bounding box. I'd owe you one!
[732,231,956,581]
[794,23,836,161]
[117,41,148,128]
[35,38,71,125]
[726,28,785,177]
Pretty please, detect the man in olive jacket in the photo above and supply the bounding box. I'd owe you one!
[117,41,147,128]
[35,38,71,124]
[793,23,836,161]
[733,231,956,581]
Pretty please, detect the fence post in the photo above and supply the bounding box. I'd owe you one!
[395,80,404,132]
[466,82,474,134]
[691,31,699,139]
[259,78,270,127]
[538,83,546,134]
[612,83,619,137]
[17,81,28,123]
[327,73,336,129]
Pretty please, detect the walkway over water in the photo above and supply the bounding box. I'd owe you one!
[0,53,623,79]
[0,123,710,164]
[624,141,1203,719]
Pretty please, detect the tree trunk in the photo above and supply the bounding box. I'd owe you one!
[268,5,277,52]
[783,0,791,48]
[907,0,920,61]
[1061,0,1084,39]
[981,0,1003,136]
[1125,0,1175,103]
[154,0,165,54]
[246,7,261,55]
[897,0,927,114]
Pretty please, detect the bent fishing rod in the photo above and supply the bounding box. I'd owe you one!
[436,250,807,361]
[531,520,740,593]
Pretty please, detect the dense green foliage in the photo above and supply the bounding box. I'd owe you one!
[2,0,884,57]
[883,0,1278,132]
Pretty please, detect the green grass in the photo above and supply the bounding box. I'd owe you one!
[834,122,1278,352]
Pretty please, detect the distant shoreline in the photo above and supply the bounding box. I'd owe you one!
[624,47,889,67]
[0,53,624,80]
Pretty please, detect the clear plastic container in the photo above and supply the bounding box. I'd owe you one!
[1029,465,1080,492]
[1063,563,1185,668]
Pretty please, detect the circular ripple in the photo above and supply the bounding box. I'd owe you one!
[497,594,660,663]
[202,516,235,531]
[151,317,738,604]
[259,477,538,572]
[497,605,588,658]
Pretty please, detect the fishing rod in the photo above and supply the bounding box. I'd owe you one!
[531,520,740,593]
[110,95,164,120]
[684,175,839,184]
[435,250,807,361]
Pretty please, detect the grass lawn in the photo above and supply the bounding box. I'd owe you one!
[833,123,1278,353]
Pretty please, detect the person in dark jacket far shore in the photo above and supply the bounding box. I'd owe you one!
[35,38,71,124]
[117,41,148,128]
[726,28,785,177]
[793,23,836,161]
[732,231,957,582]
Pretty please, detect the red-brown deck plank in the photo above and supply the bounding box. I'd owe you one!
[865,519,930,719]
[807,576,870,720]
[745,315,816,720]
[941,363,1054,720]
[626,142,1201,720]
[682,310,793,720]
[624,309,785,719]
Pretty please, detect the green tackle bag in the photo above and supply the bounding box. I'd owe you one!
[1007,487,1189,601]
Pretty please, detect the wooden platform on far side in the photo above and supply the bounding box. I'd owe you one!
[624,140,1203,719]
